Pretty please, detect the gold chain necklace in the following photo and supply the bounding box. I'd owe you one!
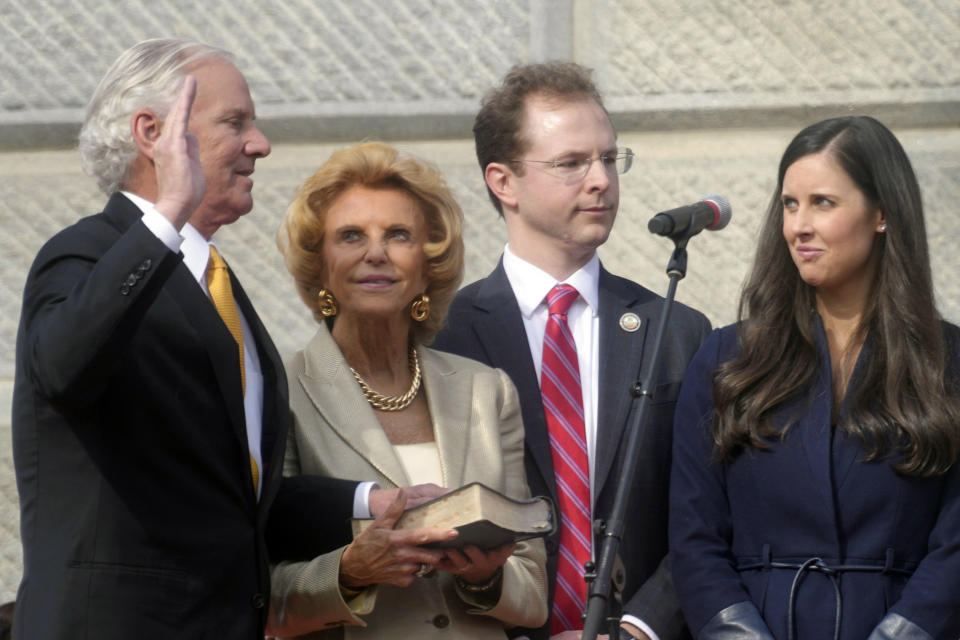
[350,346,421,411]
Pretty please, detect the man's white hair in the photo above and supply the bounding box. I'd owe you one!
[78,38,232,195]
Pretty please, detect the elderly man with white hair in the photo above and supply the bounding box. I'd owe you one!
[11,38,363,640]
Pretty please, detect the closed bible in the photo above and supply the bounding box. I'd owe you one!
[352,482,555,550]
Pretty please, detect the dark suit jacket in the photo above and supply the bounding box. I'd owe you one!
[433,260,710,639]
[670,322,960,639]
[11,193,354,640]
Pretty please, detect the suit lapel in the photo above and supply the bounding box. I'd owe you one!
[232,274,285,487]
[834,332,876,490]
[164,247,249,454]
[105,195,255,493]
[796,319,841,524]
[594,268,648,501]
[297,325,409,487]
[421,348,470,488]
[471,263,555,501]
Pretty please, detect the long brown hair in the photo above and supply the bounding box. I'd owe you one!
[713,116,960,476]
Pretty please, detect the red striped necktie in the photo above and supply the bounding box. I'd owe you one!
[541,284,591,633]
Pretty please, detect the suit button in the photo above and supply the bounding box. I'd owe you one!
[251,593,265,609]
[125,274,138,286]
[432,614,449,628]
[120,285,131,296]
[139,259,152,271]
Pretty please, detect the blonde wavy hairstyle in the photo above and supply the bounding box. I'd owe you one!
[278,142,464,344]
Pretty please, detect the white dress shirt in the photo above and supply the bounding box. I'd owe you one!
[501,244,658,640]
[502,245,601,501]
[125,191,264,496]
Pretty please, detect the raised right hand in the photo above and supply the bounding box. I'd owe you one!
[340,489,458,589]
[153,75,205,230]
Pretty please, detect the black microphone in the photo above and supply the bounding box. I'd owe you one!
[647,194,732,238]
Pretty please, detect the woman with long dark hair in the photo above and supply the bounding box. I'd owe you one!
[670,116,960,639]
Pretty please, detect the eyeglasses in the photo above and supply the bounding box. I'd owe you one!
[513,147,634,184]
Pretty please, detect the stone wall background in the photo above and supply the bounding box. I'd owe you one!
[1,0,958,604]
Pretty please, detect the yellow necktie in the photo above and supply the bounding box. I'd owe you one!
[206,245,259,493]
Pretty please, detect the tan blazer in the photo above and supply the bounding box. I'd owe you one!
[268,324,548,639]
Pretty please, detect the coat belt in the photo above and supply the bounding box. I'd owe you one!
[735,545,914,640]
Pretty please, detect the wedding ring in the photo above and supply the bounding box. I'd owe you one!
[414,563,431,578]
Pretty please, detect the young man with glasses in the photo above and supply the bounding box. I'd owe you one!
[434,62,710,640]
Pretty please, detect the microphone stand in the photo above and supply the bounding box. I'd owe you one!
[581,231,694,640]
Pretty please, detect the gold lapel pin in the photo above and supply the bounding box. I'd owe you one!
[619,312,641,332]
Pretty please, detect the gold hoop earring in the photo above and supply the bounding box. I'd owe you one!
[317,288,338,317]
[410,294,430,322]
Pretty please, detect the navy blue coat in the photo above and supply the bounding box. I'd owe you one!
[670,322,960,639]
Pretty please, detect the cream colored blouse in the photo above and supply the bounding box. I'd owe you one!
[393,441,443,486]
